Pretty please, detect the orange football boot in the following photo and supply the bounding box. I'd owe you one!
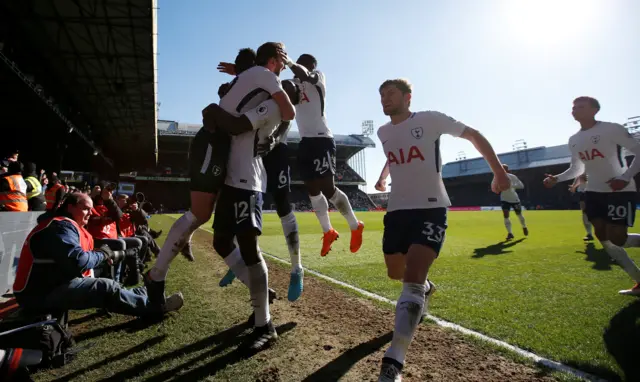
[321,228,339,257]
[350,221,365,253]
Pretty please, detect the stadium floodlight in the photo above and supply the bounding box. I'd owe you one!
[93,150,98,156]
[456,151,466,161]
[512,139,527,151]
[361,120,374,136]
[68,127,74,134]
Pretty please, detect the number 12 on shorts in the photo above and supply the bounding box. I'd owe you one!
[422,222,445,243]
[235,201,249,222]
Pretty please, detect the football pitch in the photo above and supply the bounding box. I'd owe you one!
[238,209,637,380]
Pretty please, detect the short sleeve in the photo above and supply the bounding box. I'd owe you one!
[255,69,284,95]
[426,111,470,137]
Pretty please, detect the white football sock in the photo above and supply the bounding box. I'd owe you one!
[517,214,527,228]
[624,233,640,248]
[329,188,359,231]
[384,283,426,365]
[582,213,592,235]
[223,247,249,286]
[602,240,640,282]
[247,259,270,327]
[280,212,302,272]
[150,211,200,280]
[310,193,332,233]
[503,218,513,234]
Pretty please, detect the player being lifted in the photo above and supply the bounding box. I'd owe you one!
[499,164,528,241]
[217,53,304,302]
[143,48,262,308]
[544,97,640,296]
[279,51,364,257]
[213,42,296,349]
[569,173,594,241]
[374,79,510,382]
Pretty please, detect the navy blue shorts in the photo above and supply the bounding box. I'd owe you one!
[263,142,291,193]
[189,128,230,194]
[584,191,636,227]
[382,208,448,255]
[578,192,586,202]
[297,137,336,181]
[501,201,522,213]
[212,185,263,235]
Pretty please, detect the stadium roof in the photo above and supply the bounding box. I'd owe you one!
[442,144,572,178]
[158,120,376,148]
[0,0,157,173]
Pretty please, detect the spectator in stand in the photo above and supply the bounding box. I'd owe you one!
[23,162,46,211]
[88,182,144,285]
[0,161,28,212]
[90,184,101,198]
[116,194,155,261]
[12,192,183,317]
[45,176,65,211]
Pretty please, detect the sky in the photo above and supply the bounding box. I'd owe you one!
[156,0,640,193]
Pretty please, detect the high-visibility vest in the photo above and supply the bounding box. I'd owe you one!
[120,213,136,237]
[45,183,64,210]
[88,205,118,239]
[13,216,94,295]
[24,176,42,199]
[0,175,28,212]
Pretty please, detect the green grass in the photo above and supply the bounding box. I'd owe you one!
[183,210,638,380]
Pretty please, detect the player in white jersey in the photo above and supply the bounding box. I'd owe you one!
[499,165,529,241]
[144,48,260,308]
[217,58,305,302]
[544,96,640,296]
[569,174,594,241]
[374,79,510,382]
[212,42,296,349]
[277,51,364,257]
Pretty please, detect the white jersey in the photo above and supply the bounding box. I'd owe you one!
[500,173,523,203]
[378,111,469,212]
[294,71,333,138]
[557,122,640,193]
[220,66,284,192]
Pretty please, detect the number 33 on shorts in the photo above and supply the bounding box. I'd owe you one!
[422,222,445,243]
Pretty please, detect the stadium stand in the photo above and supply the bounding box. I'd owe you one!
[121,120,377,212]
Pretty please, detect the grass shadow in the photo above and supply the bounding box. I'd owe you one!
[92,320,258,382]
[302,331,393,381]
[472,238,526,258]
[602,299,640,382]
[48,335,167,382]
[575,242,614,271]
[68,310,111,326]
[165,322,297,382]
[73,315,166,343]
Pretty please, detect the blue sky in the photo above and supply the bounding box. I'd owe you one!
[157,0,640,193]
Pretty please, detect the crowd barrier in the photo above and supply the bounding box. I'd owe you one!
[0,212,43,295]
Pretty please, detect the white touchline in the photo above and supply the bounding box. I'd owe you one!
[175,218,605,382]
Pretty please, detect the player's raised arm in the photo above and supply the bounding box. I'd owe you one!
[202,103,253,135]
[278,50,320,85]
[458,127,510,193]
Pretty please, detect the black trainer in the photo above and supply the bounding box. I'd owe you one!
[143,270,166,307]
[506,233,515,241]
[247,320,278,351]
[584,234,594,241]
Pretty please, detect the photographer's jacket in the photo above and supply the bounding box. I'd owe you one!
[13,217,106,297]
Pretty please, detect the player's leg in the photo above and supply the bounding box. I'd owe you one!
[579,198,594,240]
[514,204,528,236]
[145,129,226,304]
[379,209,446,382]
[234,191,277,349]
[502,203,514,240]
[603,193,640,295]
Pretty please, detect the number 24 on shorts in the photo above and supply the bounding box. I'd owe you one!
[422,222,445,243]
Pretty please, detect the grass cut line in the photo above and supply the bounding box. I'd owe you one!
[187,222,605,382]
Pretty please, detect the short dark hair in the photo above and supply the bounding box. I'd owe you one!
[8,161,22,175]
[56,192,84,217]
[574,96,600,111]
[235,48,256,74]
[297,54,317,69]
[502,164,509,171]
[256,42,284,66]
[24,162,37,176]
[379,78,412,94]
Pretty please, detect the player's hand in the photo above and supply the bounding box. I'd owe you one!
[543,174,558,188]
[375,178,387,192]
[568,185,577,193]
[491,172,511,194]
[277,48,293,67]
[217,62,236,76]
[256,135,277,157]
[607,177,629,191]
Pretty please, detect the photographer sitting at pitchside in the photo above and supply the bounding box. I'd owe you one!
[12,192,183,317]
